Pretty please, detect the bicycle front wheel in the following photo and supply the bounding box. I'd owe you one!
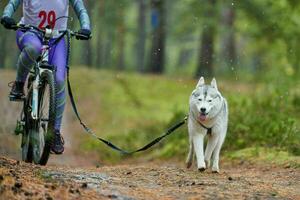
[21,77,34,163]
[31,70,56,165]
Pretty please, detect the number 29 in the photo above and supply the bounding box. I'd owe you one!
[38,10,56,29]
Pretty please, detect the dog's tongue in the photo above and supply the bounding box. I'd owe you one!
[199,114,207,122]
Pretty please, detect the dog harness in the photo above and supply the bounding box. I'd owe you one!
[198,121,212,135]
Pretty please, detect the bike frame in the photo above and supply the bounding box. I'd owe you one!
[8,22,90,164]
[19,24,88,121]
[31,28,54,120]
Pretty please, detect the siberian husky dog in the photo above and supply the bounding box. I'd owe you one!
[186,77,228,173]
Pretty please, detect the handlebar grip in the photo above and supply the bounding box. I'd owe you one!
[10,24,19,31]
[75,33,92,40]
[4,23,21,31]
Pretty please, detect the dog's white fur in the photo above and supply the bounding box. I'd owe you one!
[186,77,228,173]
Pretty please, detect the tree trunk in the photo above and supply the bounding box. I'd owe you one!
[96,0,105,68]
[96,32,103,68]
[0,1,7,68]
[136,0,147,73]
[84,41,93,67]
[148,0,166,74]
[82,0,93,67]
[196,0,217,77]
[103,37,113,68]
[0,30,7,68]
[221,3,236,70]
[117,8,126,71]
[117,22,125,70]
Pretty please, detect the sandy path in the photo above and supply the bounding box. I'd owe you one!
[1,70,299,199]
[0,157,299,200]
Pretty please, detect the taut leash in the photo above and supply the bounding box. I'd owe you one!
[65,31,187,154]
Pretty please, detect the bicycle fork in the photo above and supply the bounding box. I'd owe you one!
[31,45,49,120]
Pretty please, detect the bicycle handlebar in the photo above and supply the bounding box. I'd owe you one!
[10,24,91,40]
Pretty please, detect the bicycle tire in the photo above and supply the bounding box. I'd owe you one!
[21,122,33,163]
[32,70,56,165]
[21,78,34,163]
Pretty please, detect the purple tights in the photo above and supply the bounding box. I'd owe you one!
[16,30,67,132]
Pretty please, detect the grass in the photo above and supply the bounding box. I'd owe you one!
[227,147,300,168]
[67,68,300,164]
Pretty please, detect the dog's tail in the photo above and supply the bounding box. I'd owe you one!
[186,139,194,168]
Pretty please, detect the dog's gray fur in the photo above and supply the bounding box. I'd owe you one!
[186,77,228,173]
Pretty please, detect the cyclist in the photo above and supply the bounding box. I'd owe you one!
[1,0,91,154]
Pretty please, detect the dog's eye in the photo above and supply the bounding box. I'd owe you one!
[208,99,212,102]
[198,98,202,101]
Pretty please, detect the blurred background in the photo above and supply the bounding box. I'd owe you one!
[0,0,299,166]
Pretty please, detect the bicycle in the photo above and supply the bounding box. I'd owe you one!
[10,23,90,165]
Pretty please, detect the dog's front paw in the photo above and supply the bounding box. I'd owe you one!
[198,167,206,172]
[197,162,206,172]
[212,166,220,173]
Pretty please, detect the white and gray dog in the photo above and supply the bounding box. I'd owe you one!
[186,77,228,173]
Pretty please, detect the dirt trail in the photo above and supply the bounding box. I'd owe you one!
[0,156,299,200]
[1,70,300,199]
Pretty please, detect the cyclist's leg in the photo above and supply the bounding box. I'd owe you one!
[10,30,42,100]
[48,38,67,154]
[16,30,42,82]
[48,38,67,132]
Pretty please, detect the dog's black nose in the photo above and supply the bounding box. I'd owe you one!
[200,108,206,113]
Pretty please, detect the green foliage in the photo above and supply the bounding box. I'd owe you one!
[71,68,191,162]
[236,0,300,73]
[2,0,300,76]
[71,69,299,163]
[226,84,300,155]
[227,147,300,168]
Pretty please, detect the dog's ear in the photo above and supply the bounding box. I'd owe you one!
[196,77,205,88]
[211,78,218,90]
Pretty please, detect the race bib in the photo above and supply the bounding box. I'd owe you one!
[20,0,69,30]
[38,10,57,29]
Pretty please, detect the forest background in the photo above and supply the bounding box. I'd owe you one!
[0,0,299,164]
